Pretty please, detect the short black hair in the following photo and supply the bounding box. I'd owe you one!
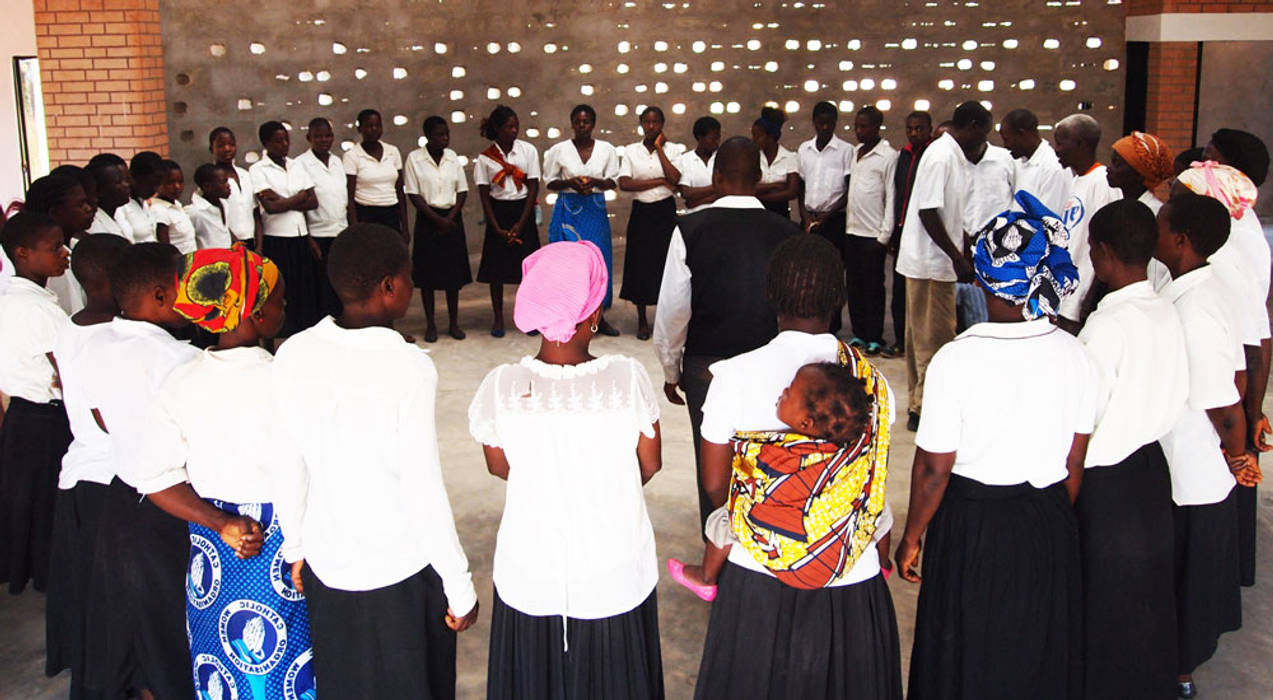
[754,106,786,138]
[952,101,992,130]
[1174,146,1204,177]
[86,152,126,169]
[308,116,332,131]
[856,105,884,128]
[905,111,933,127]
[326,223,410,303]
[87,158,126,192]
[70,232,131,284]
[812,100,838,120]
[208,126,234,147]
[1002,108,1038,132]
[767,233,846,320]
[193,163,222,190]
[109,241,181,311]
[129,151,163,182]
[1089,200,1157,266]
[482,105,518,141]
[692,116,721,140]
[23,174,81,215]
[713,135,761,185]
[1163,192,1230,258]
[159,159,182,178]
[258,120,286,145]
[423,115,447,136]
[571,104,596,122]
[0,211,61,259]
[49,164,93,193]
[799,363,872,445]
[356,109,380,127]
[639,105,665,123]
[1210,128,1269,187]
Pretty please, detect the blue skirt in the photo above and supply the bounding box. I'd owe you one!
[187,499,315,700]
[549,192,613,309]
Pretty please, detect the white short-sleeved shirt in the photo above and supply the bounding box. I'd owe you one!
[1079,281,1189,468]
[1158,266,1243,506]
[116,198,156,243]
[544,138,620,185]
[797,135,853,213]
[699,331,894,586]
[46,237,85,316]
[0,247,12,296]
[88,207,127,238]
[1012,140,1071,215]
[916,319,1097,487]
[895,133,971,282]
[676,149,716,213]
[619,140,686,203]
[342,142,402,207]
[249,155,315,238]
[1058,164,1122,321]
[185,194,233,250]
[53,321,116,489]
[224,164,257,241]
[965,143,1016,234]
[296,149,349,238]
[474,139,541,201]
[759,144,800,185]
[0,277,69,403]
[403,147,468,209]
[1208,209,1271,346]
[149,198,197,254]
[468,355,660,619]
[846,139,897,241]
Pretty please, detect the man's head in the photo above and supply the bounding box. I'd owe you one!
[904,111,933,149]
[951,101,992,158]
[811,101,838,142]
[999,108,1040,160]
[855,106,884,147]
[712,136,762,194]
[1054,113,1101,171]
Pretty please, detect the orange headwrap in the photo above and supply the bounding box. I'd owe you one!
[1111,131,1174,190]
[174,243,280,333]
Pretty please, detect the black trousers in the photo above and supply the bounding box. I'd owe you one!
[681,354,722,534]
[813,211,847,334]
[843,235,887,345]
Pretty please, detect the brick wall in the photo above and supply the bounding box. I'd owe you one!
[33,0,168,166]
[1128,0,1273,14]
[1144,41,1198,151]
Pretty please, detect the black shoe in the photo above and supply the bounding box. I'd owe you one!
[597,319,620,337]
[907,412,920,432]
[1177,681,1197,698]
[424,326,439,343]
[879,344,903,358]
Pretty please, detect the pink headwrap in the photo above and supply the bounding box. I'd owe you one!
[514,240,609,343]
[1178,161,1258,219]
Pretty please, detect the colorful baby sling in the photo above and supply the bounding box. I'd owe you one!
[727,342,891,589]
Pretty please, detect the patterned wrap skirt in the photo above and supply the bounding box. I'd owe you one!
[549,192,613,309]
[187,499,314,700]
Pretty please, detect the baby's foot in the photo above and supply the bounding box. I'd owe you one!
[667,559,717,602]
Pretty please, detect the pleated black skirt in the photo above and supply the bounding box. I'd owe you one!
[908,476,1081,700]
[695,564,901,700]
[1237,482,1256,587]
[45,480,110,690]
[1076,442,1176,700]
[356,202,404,234]
[413,207,473,290]
[312,235,342,318]
[262,235,324,336]
[302,563,458,700]
[477,198,541,284]
[619,197,678,305]
[1175,486,1242,675]
[0,397,71,594]
[488,587,664,700]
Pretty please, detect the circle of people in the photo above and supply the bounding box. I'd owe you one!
[0,94,1269,700]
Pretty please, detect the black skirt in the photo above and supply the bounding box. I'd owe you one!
[356,202,404,234]
[488,587,664,700]
[477,198,541,284]
[45,480,110,688]
[762,199,791,217]
[1237,481,1256,586]
[1075,442,1176,700]
[413,206,473,290]
[695,565,901,700]
[262,235,324,336]
[908,476,1081,700]
[312,235,342,318]
[619,197,678,305]
[0,397,71,594]
[302,563,458,700]
[1175,486,1242,675]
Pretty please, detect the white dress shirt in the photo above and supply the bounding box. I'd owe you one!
[224,165,257,242]
[917,319,1098,487]
[797,135,853,213]
[468,355,659,618]
[249,155,315,238]
[0,277,68,403]
[46,237,85,316]
[149,197,196,254]
[1058,164,1122,321]
[964,143,1016,234]
[296,149,349,238]
[895,132,971,282]
[544,139,620,185]
[474,139,541,201]
[846,139,897,241]
[185,194,233,250]
[652,195,765,384]
[1208,209,1271,346]
[88,207,127,238]
[1012,140,1071,215]
[52,321,116,489]
[1079,281,1189,468]
[759,144,800,185]
[271,317,477,613]
[116,198,155,243]
[1158,266,1243,506]
[403,147,468,209]
[342,143,403,207]
[699,330,894,585]
[619,141,686,203]
[676,149,716,214]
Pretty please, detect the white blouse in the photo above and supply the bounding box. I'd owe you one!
[676,149,716,214]
[224,164,257,242]
[468,355,660,619]
[342,142,403,207]
[542,139,620,183]
[759,144,799,185]
[619,141,686,203]
[53,321,116,489]
[150,198,197,254]
[185,193,233,250]
[296,149,350,238]
[249,156,315,239]
[474,139,541,201]
[403,147,468,209]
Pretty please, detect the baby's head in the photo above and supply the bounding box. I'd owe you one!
[776,363,873,444]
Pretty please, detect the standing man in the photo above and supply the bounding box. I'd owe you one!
[881,111,933,357]
[797,101,854,333]
[958,106,1015,330]
[1000,108,1071,213]
[843,106,897,356]
[1055,113,1121,331]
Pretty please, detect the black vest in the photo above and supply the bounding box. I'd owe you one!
[680,205,799,359]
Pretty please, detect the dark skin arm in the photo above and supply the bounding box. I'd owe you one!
[893,447,955,583]
[148,483,263,558]
[408,191,466,234]
[155,222,171,245]
[1244,341,1272,450]
[257,188,317,214]
[1063,433,1090,503]
[1210,369,1261,486]
[756,172,800,205]
[512,179,539,241]
[700,439,735,509]
[918,208,973,282]
[345,175,359,225]
[680,183,719,209]
[395,170,410,241]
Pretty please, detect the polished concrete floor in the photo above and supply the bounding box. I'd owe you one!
[2,254,1271,699]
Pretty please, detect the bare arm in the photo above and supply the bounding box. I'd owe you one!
[148,483,263,558]
[918,208,972,281]
[680,184,719,209]
[637,422,662,485]
[894,447,956,583]
[477,185,503,238]
[516,179,539,229]
[345,175,358,224]
[619,176,675,192]
[481,444,510,480]
[757,172,800,205]
[700,439,734,508]
[396,170,410,241]
[155,222,171,245]
[1063,433,1090,503]
[1244,340,1271,449]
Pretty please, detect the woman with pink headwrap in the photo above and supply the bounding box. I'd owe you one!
[468,240,666,699]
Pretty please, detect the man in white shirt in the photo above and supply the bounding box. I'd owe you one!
[959,116,1015,331]
[843,106,897,354]
[797,101,854,333]
[296,117,350,317]
[1055,113,1122,330]
[1000,109,1071,214]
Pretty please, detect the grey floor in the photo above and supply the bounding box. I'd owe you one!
[2,243,1272,699]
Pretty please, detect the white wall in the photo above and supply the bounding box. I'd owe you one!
[1,0,39,208]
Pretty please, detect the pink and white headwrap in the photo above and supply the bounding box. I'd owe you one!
[1178,161,1258,219]
[514,240,609,343]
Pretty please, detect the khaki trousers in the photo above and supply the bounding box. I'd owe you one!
[904,277,957,415]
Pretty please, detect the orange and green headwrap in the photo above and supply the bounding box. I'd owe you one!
[1112,131,1174,190]
[175,243,280,333]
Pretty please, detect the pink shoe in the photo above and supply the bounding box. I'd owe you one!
[667,558,717,602]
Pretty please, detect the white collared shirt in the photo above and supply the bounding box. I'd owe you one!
[759,144,800,185]
[88,207,127,238]
[964,143,1016,234]
[474,139,541,201]
[846,139,897,241]
[149,197,196,254]
[185,194,233,250]
[619,140,686,203]
[1158,266,1243,506]
[676,149,716,214]
[1208,208,1271,346]
[47,237,85,316]
[403,147,468,209]
[342,142,402,207]
[797,135,853,212]
[296,149,349,238]
[1079,281,1189,468]
[271,317,477,613]
[699,330,894,585]
[116,198,155,243]
[1058,164,1122,321]
[53,321,116,489]
[652,195,766,383]
[0,247,12,296]
[917,319,1098,487]
[224,164,256,241]
[0,277,68,403]
[1012,140,1071,215]
[895,132,971,282]
[544,139,620,184]
[468,354,659,618]
[249,155,315,238]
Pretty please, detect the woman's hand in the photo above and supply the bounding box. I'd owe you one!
[445,601,480,632]
[219,516,264,559]
[290,559,305,594]
[1252,414,1272,452]
[653,132,667,149]
[894,538,922,583]
[307,237,323,261]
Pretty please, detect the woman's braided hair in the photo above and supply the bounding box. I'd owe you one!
[766,233,846,321]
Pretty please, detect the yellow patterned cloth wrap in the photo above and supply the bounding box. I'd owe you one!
[728,343,891,589]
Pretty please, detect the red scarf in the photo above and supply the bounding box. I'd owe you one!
[481,143,527,190]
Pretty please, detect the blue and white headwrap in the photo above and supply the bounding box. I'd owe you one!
[972,190,1079,320]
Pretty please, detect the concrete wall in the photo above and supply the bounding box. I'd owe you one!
[1,0,39,207]
[1197,41,1273,217]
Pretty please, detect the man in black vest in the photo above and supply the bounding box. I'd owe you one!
[653,136,801,530]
